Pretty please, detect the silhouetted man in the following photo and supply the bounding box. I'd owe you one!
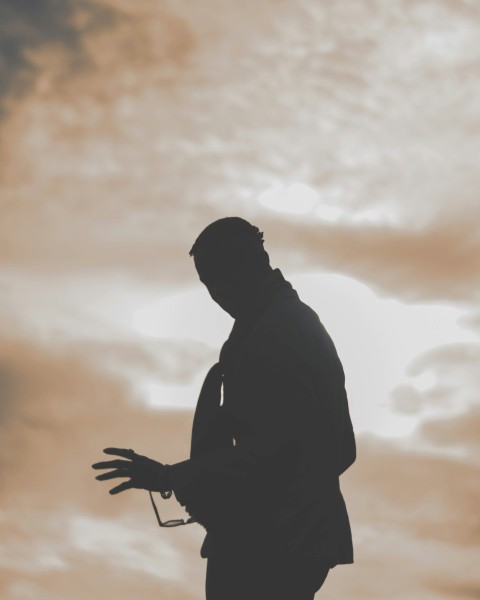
[93,217,356,599]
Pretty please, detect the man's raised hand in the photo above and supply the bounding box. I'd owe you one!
[92,447,165,495]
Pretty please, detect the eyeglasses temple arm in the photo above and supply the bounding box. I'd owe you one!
[148,490,163,527]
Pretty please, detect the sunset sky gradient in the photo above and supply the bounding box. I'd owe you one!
[1,1,479,598]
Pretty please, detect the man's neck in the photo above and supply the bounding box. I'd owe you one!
[234,266,275,322]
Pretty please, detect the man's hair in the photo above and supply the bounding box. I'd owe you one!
[189,217,265,257]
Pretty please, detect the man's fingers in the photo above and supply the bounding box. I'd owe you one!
[92,459,131,470]
[109,480,133,495]
[103,447,136,459]
[95,469,130,481]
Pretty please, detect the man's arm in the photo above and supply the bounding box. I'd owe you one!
[93,318,355,512]
[166,326,345,515]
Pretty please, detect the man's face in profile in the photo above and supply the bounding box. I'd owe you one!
[194,246,252,319]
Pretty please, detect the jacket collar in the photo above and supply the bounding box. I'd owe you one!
[219,268,298,372]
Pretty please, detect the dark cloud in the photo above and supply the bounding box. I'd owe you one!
[0,0,117,115]
[0,0,197,124]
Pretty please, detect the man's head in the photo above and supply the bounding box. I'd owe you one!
[189,217,272,318]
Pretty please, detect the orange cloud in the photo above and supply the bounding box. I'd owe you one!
[1,1,479,598]
[0,332,206,598]
[390,342,480,417]
[263,216,480,304]
[1,328,479,599]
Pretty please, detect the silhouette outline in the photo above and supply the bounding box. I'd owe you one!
[92,217,356,599]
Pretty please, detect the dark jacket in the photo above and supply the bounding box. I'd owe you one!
[168,269,356,566]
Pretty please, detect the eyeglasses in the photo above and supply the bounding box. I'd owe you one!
[148,491,196,528]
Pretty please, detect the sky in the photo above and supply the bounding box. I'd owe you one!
[0,0,479,598]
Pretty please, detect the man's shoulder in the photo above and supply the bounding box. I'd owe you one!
[252,295,328,357]
[264,294,322,333]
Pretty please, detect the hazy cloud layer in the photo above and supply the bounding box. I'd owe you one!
[0,0,479,303]
[1,0,479,598]
[264,215,480,304]
[1,330,479,599]
[391,342,480,420]
[0,333,205,598]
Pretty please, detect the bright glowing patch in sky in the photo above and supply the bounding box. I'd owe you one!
[132,286,232,348]
[259,182,319,214]
[133,375,210,410]
[132,271,477,438]
[290,272,477,437]
[315,203,345,222]
[258,181,401,225]
[4,269,475,440]
[350,205,400,225]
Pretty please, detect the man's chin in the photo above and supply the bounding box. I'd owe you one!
[224,306,238,318]
[216,301,238,318]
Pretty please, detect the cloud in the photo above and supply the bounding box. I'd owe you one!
[0,334,196,508]
[416,406,480,455]
[0,332,205,598]
[1,1,479,596]
[0,0,196,112]
[0,513,204,600]
[1,201,479,308]
[390,342,480,419]
[70,337,218,386]
[333,428,480,599]
[0,0,119,116]
[389,384,423,415]
[344,432,480,548]
[426,580,480,600]
[1,330,479,599]
[0,270,220,411]
[335,343,480,594]
[263,216,480,304]
[460,311,480,332]
[0,0,478,308]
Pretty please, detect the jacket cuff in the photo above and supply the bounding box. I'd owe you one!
[166,458,198,492]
